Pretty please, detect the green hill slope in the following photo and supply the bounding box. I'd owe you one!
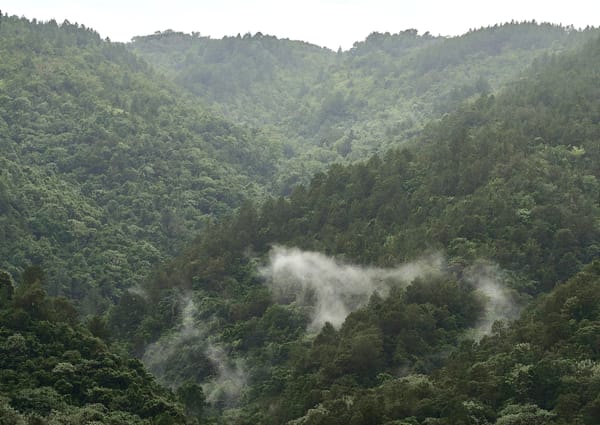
[130,22,599,191]
[0,270,186,424]
[270,261,600,424]
[126,33,600,424]
[3,12,600,425]
[0,16,280,307]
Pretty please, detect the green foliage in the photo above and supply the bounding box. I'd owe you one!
[0,15,280,306]
[176,381,206,419]
[128,31,600,424]
[131,23,600,192]
[0,271,14,307]
[4,11,600,425]
[174,31,600,293]
[433,262,600,424]
[0,270,186,423]
[256,262,600,423]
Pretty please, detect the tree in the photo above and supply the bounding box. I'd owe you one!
[176,381,206,420]
[495,404,557,425]
[0,270,14,307]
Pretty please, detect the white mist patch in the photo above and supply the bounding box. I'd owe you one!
[466,264,521,340]
[260,246,443,332]
[142,297,247,406]
[142,297,202,381]
[203,344,247,406]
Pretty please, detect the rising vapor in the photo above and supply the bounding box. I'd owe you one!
[465,263,522,340]
[260,246,444,331]
[203,344,247,406]
[142,297,248,405]
[142,297,202,382]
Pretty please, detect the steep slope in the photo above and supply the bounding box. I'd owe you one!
[169,31,600,293]
[130,22,599,191]
[4,12,600,425]
[0,15,280,307]
[0,270,186,424]
[125,33,600,423]
[272,261,600,425]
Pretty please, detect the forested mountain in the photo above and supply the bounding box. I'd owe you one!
[263,261,600,424]
[130,22,599,191]
[2,16,598,306]
[0,15,280,307]
[119,31,600,424]
[3,11,600,425]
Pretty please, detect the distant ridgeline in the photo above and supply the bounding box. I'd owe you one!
[131,22,600,192]
[1,14,598,308]
[149,26,600,297]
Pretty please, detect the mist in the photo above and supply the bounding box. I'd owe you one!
[260,247,521,337]
[142,297,247,406]
[465,262,522,340]
[260,246,444,331]
[203,344,247,406]
[142,252,520,407]
[142,297,201,382]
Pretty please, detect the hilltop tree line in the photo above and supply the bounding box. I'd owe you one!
[132,22,599,192]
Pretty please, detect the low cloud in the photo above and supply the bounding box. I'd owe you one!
[203,344,247,406]
[260,247,521,337]
[465,263,522,340]
[142,296,202,382]
[142,297,247,406]
[260,246,444,331]
[142,251,521,405]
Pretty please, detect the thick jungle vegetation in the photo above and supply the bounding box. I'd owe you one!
[2,12,600,425]
[119,26,600,424]
[0,15,279,308]
[131,22,598,191]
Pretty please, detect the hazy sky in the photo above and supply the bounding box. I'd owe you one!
[4,0,600,50]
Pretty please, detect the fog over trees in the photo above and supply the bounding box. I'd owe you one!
[2,13,600,425]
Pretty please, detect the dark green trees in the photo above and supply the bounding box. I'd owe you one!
[0,268,186,423]
[0,15,279,306]
[0,271,14,307]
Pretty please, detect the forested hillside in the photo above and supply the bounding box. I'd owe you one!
[3,11,600,425]
[0,15,280,307]
[0,269,187,424]
[131,22,599,191]
[2,16,598,306]
[120,32,600,424]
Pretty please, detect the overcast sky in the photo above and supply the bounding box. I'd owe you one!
[4,0,600,50]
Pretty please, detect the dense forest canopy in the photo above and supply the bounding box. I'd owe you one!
[0,269,186,424]
[1,12,600,425]
[123,24,600,424]
[0,15,279,308]
[131,21,599,191]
